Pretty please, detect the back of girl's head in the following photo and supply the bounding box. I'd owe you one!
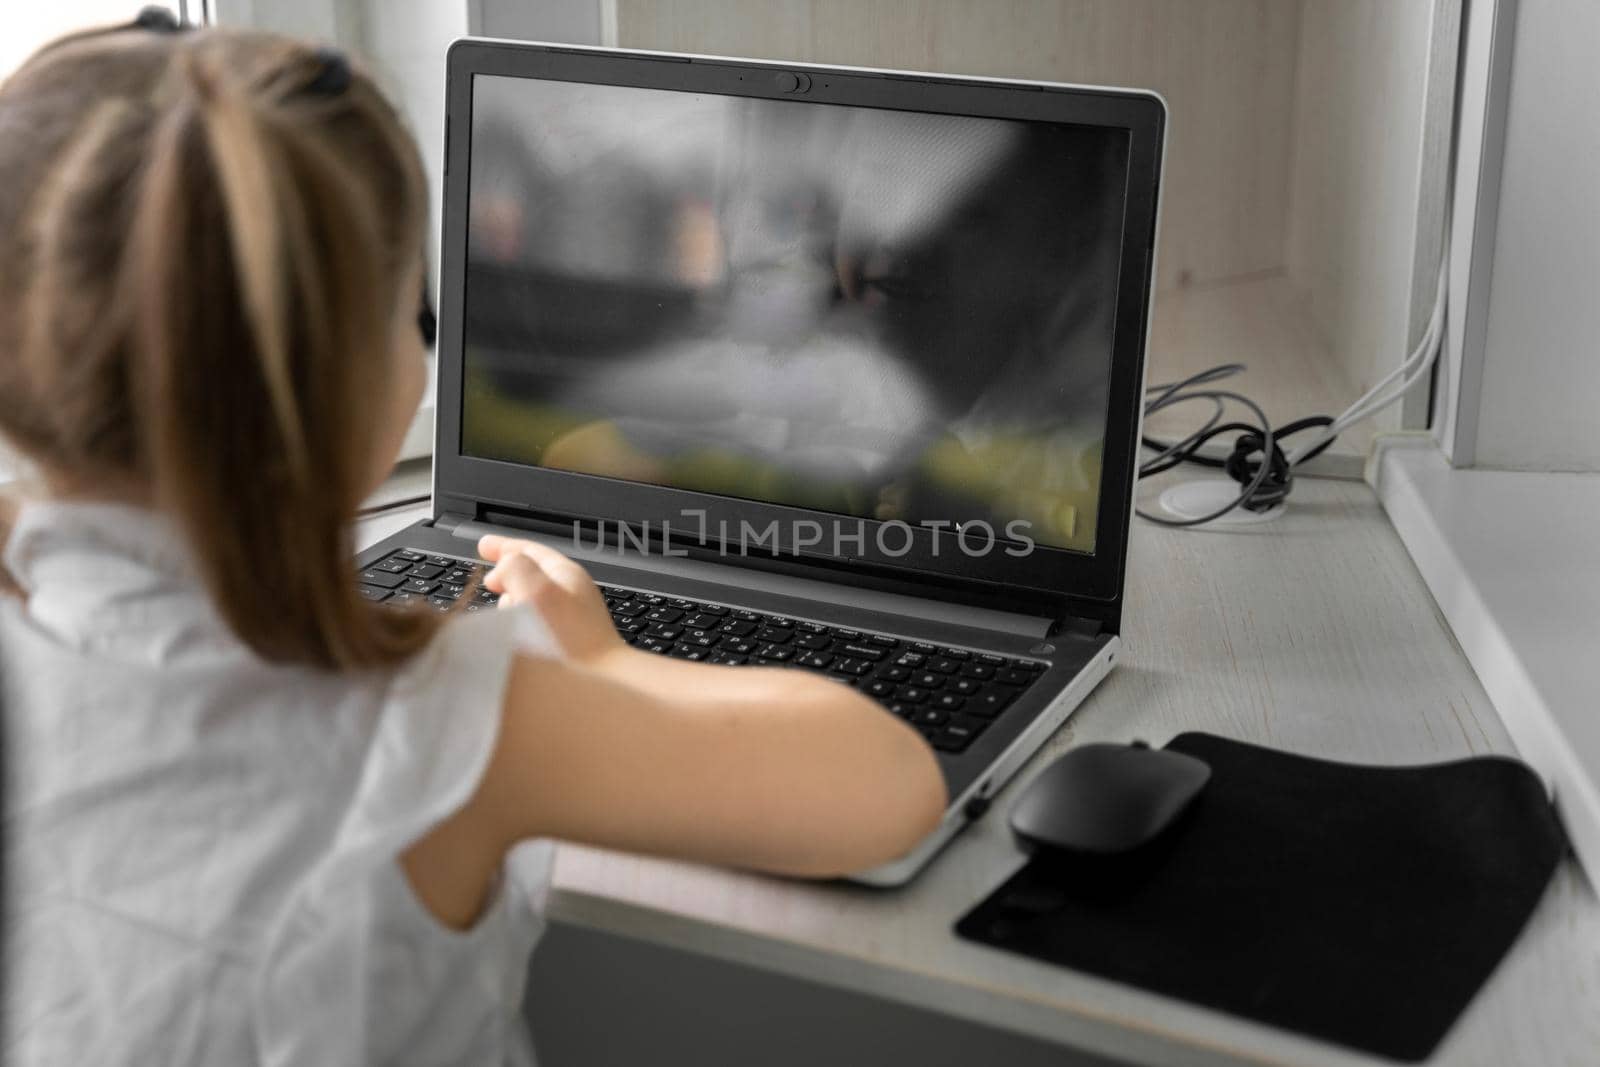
[0,23,440,670]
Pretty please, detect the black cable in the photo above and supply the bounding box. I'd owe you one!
[1137,366,1340,522]
[1136,387,1276,526]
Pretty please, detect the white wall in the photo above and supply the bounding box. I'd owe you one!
[357,0,472,291]
[1465,0,1600,471]
[0,2,139,78]
[1283,0,1451,428]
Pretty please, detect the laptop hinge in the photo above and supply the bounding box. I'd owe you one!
[1058,615,1104,640]
[437,508,1117,640]
[450,511,1063,640]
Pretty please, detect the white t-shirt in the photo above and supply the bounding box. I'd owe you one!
[1,502,554,1065]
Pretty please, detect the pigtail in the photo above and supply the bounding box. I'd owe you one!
[117,35,438,669]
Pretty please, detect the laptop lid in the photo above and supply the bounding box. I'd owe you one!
[435,41,1164,631]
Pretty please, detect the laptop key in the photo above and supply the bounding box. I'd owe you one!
[934,719,984,753]
[836,643,885,661]
[998,668,1033,686]
[927,657,961,674]
[358,585,392,601]
[894,686,929,703]
[359,569,406,589]
[408,564,444,580]
[372,559,412,574]
[757,626,794,644]
[644,607,684,623]
[969,690,1015,717]
[959,662,995,680]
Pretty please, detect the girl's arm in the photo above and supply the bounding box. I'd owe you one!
[402,536,948,928]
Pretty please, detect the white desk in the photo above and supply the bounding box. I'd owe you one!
[359,475,1599,1066]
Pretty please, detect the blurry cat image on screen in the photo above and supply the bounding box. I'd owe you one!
[461,76,1129,554]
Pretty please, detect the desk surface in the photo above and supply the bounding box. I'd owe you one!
[359,476,1600,1067]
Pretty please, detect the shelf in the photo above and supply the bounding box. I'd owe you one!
[1144,273,1377,465]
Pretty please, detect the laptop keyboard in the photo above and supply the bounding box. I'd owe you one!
[360,549,1046,754]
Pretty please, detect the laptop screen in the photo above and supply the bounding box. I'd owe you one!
[461,74,1131,555]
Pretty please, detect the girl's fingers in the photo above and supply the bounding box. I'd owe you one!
[477,535,589,593]
[485,553,547,597]
[497,538,588,591]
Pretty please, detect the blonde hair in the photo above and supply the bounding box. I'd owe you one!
[0,25,440,669]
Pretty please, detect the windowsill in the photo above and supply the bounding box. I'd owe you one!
[1370,436,1600,883]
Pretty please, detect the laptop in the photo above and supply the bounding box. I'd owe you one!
[358,39,1165,886]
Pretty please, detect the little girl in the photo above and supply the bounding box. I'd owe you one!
[0,21,944,1065]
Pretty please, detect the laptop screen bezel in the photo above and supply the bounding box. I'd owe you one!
[435,40,1164,605]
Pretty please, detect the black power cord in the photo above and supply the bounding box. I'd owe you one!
[1137,365,1340,525]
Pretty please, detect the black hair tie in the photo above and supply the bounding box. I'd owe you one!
[303,47,351,96]
[134,6,184,32]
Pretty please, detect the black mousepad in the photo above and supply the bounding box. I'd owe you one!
[954,732,1567,1061]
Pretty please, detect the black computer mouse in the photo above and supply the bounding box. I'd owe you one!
[1009,742,1211,856]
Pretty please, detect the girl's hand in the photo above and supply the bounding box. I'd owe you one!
[478,534,625,664]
